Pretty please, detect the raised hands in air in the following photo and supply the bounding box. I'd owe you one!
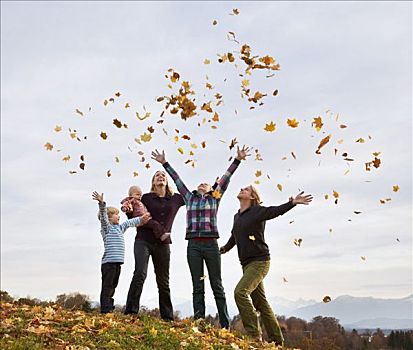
[235,145,251,161]
[290,191,313,205]
[92,191,104,203]
[151,149,166,165]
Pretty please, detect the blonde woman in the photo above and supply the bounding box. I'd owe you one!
[220,186,312,345]
[124,171,184,320]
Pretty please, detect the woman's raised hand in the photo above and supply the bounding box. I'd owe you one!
[291,191,313,205]
[236,145,251,161]
[151,149,166,164]
[92,191,104,203]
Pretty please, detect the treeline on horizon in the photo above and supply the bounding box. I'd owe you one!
[1,290,412,350]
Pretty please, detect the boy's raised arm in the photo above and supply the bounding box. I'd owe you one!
[92,191,109,236]
[120,212,151,233]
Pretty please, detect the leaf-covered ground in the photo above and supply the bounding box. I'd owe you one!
[0,302,297,350]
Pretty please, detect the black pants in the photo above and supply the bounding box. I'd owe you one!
[125,240,173,320]
[100,262,121,313]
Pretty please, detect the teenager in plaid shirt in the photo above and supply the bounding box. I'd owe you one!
[152,146,250,328]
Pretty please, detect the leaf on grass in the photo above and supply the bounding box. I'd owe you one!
[150,327,158,337]
[264,121,276,132]
[287,118,299,128]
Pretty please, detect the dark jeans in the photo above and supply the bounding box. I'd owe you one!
[187,239,230,328]
[100,262,121,313]
[125,239,173,320]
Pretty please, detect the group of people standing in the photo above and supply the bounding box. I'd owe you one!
[93,146,312,345]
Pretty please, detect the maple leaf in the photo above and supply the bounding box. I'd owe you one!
[212,112,219,122]
[140,132,152,143]
[323,296,332,303]
[287,118,299,128]
[312,116,323,131]
[201,102,213,113]
[150,326,158,337]
[211,190,222,199]
[315,135,331,154]
[147,126,155,133]
[100,132,107,140]
[277,184,283,192]
[115,92,121,97]
[393,185,400,192]
[264,121,276,132]
[255,170,262,178]
[248,235,255,241]
[248,91,266,103]
[113,119,122,128]
[229,138,238,150]
[75,109,84,116]
[44,142,53,151]
[54,125,62,132]
[133,171,139,177]
[293,238,302,247]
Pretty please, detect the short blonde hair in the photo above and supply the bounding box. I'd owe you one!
[128,186,142,196]
[249,185,262,207]
[98,207,119,220]
[150,171,174,196]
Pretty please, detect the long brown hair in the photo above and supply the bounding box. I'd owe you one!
[249,185,262,206]
[150,171,174,197]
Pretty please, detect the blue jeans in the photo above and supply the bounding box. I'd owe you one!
[187,239,230,328]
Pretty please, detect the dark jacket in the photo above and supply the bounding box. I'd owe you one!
[222,201,295,266]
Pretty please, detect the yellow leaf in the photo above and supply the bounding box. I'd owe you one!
[115,156,120,163]
[140,132,152,143]
[264,121,276,132]
[177,147,184,154]
[312,116,323,131]
[287,118,299,128]
[255,170,262,178]
[361,256,366,261]
[125,103,130,108]
[242,79,250,87]
[136,112,151,120]
[54,125,62,132]
[204,59,211,65]
[324,194,329,200]
[44,142,53,151]
[62,155,70,162]
[248,235,255,241]
[356,137,365,143]
[212,190,222,199]
[276,183,283,192]
[70,132,77,139]
[393,185,400,192]
[190,143,198,149]
[254,180,260,185]
[133,171,139,177]
[212,112,220,122]
[149,327,158,337]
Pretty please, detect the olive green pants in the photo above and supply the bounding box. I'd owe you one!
[234,260,284,343]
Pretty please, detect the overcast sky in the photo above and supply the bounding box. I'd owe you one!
[1,1,412,313]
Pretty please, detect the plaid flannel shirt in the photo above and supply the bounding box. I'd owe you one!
[163,158,241,239]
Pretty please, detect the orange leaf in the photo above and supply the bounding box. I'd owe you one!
[264,121,276,132]
[287,118,299,128]
[315,135,331,154]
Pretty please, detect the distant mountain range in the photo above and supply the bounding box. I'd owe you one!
[140,294,413,330]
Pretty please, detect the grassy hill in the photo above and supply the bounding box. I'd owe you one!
[0,301,293,349]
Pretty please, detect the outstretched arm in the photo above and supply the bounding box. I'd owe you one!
[152,149,192,203]
[120,212,151,233]
[256,191,313,221]
[92,191,109,237]
[215,145,251,196]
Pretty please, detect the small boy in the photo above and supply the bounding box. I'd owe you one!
[120,185,167,241]
[92,191,150,313]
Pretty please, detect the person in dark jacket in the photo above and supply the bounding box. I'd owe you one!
[151,146,250,328]
[124,171,185,320]
[220,185,312,344]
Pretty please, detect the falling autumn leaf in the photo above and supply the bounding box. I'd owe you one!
[333,190,340,204]
[75,109,84,116]
[62,155,70,162]
[272,89,278,96]
[136,112,151,121]
[393,185,400,192]
[113,119,123,128]
[287,118,300,128]
[293,238,302,247]
[315,135,331,154]
[177,147,184,155]
[54,125,62,132]
[133,171,139,177]
[199,275,207,281]
[354,211,362,214]
[212,190,222,199]
[212,20,217,25]
[79,163,85,170]
[125,103,130,108]
[255,170,262,178]
[44,142,53,151]
[356,137,365,143]
[264,121,276,132]
[277,184,283,192]
[107,170,112,177]
[100,132,108,140]
[229,138,238,150]
[231,8,240,15]
[312,116,323,132]
[323,296,332,303]
[283,277,288,283]
[361,256,366,261]
[140,132,152,143]
[248,235,255,241]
